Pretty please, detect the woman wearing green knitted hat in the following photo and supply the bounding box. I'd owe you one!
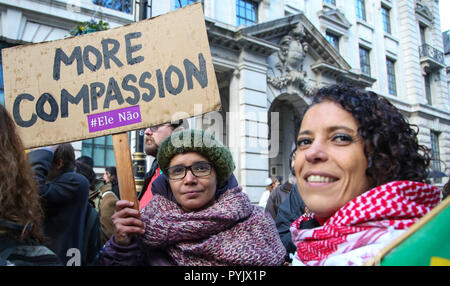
[100,129,286,266]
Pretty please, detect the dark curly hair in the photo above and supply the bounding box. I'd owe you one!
[305,84,431,188]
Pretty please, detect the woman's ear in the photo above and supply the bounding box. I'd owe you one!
[55,159,63,170]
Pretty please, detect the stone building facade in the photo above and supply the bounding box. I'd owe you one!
[0,0,448,202]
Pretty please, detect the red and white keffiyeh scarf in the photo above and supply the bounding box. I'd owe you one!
[290,181,441,266]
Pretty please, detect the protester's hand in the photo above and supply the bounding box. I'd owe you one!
[112,200,145,246]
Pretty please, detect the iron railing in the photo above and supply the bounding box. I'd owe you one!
[419,44,445,65]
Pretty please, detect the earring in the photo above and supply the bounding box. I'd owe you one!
[368,157,373,168]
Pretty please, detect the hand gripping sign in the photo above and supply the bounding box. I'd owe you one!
[2,3,220,208]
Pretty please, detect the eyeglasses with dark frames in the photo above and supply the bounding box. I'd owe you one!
[166,162,213,180]
[148,123,171,132]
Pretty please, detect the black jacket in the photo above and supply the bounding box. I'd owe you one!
[138,159,159,201]
[274,184,306,259]
[29,149,89,265]
[265,182,293,220]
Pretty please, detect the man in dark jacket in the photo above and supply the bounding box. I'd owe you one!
[28,143,89,265]
[275,184,305,262]
[265,181,293,220]
[138,120,183,210]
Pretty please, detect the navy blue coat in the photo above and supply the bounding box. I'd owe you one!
[274,184,306,259]
[29,149,89,265]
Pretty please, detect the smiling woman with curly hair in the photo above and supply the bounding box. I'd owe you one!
[0,104,60,265]
[311,84,431,187]
[290,84,441,266]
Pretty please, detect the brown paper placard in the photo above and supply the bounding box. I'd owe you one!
[2,3,220,148]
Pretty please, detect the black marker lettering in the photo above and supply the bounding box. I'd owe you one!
[125,32,144,65]
[53,46,83,81]
[13,93,37,128]
[36,93,58,122]
[184,53,208,89]
[165,65,185,95]
[101,38,124,69]
[156,69,165,98]
[60,85,89,118]
[83,45,102,72]
[122,74,140,105]
[103,77,124,109]
[90,82,105,111]
[139,71,156,102]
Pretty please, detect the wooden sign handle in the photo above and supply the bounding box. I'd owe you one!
[112,132,139,210]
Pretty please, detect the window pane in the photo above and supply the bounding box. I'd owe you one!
[93,145,105,166]
[359,47,371,76]
[240,7,246,18]
[236,0,257,26]
[355,0,366,21]
[430,131,441,171]
[420,25,426,46]
[386,59,397,96]
[82,140,93,157]
[106,135,113,145]
[94,136,106,145]
[106,148,116,166]
[382,6,391,34]
[326,33,339,51]
[424,74,432,105]
[81,135,115,168]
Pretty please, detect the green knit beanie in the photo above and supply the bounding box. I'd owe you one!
[157,129,235,185]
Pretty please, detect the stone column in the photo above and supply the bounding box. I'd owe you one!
[229,50,270,203]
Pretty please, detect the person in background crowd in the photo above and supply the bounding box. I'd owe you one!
[265,149,297,220]
[100,130,286,266]
[290,84,441,266]
[258,176,280,209]
[76,155,94,169]
[28,143,90,265]
[76,156,103,206]
[272,148,307,263]
[75,159,97,197]
[103,166,119,200]
[74,156,102,266]
[276,175,283,185]
[0,104,61,266]
[138,120,184,210]
[275,183,305,263]
[98,166,120,245]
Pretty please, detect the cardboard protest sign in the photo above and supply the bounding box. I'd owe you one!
[2,2,220,149]
[365,196,450,266]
